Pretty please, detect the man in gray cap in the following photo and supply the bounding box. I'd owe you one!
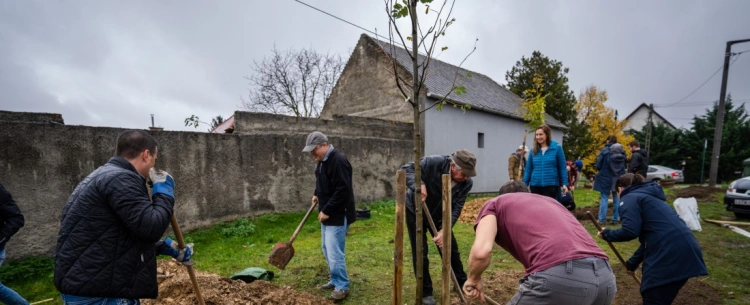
[399,149,477,305]
[302,131,355,301]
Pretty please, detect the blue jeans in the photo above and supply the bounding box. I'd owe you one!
[321,218,350,291]
[598,191,620,222]
[508,257,616,305]
[61,295,140,305]
[0,247,30,305]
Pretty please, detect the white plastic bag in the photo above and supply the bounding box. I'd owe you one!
[674,197,702,231]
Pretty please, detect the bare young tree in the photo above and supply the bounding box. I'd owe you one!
[384,0,476,304]
[242,46,345,117]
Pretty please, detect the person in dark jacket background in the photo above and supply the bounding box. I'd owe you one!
[0,184,29,305]
[599,173,707,305]
[523,124,568,200]
[594,135,626,224]
[55,130,191,305]
[303,131,355,301]
[628,140,649,178]
[400,149,476,305]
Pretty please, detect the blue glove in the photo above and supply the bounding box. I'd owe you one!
[159,237,193,262]
[149,168,175,199]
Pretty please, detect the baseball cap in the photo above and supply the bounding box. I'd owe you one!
[302,131,328,152]
[518,145,528,152]
[452,149,477,177]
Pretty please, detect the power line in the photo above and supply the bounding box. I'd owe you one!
[293,0,386,40]
[655,98,750,108]
[658,52,744,107]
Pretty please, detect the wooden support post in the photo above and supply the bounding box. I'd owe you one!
[441,174,452,305]
[393,170,406,305]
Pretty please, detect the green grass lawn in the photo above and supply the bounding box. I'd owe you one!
[3,186,749,304]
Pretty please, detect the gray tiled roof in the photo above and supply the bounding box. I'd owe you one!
[366,35,566,129]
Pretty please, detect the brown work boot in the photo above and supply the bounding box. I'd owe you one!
[330,289,349,300]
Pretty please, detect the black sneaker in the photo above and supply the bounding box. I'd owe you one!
[319,283,335,290]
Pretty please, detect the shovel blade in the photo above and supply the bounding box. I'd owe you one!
[268,242,295,270]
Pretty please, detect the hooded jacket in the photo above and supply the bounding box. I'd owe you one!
[523,140,568,188]
[601,182,708,292]
[0,184,25,249]
[593,143,626,193]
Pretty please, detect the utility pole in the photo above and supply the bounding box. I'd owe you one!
[709,38,750,187]
[645,104,654,152]
[700,139,707,185]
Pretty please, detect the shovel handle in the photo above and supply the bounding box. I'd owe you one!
[586,211,642,286]
[421,201,467,304]
[170,214,206,305]
[289,200,318,244]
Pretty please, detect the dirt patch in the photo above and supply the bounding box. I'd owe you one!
[142,260,334,305]
[458,197,492,224]
[673,186,724,203]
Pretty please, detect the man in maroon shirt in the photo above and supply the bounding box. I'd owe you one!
[463,181,616,305]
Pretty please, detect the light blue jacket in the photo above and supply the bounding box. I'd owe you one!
[523,140,568,187]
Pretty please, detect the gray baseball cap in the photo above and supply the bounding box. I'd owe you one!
[302,131,328,152]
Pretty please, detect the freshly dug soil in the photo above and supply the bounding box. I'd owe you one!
[458,197,492,224]
[673,186,724,203]
[142,260,334,305]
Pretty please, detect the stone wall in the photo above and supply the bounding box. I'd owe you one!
[0,112,413,258]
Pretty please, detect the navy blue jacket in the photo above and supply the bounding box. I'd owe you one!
[314,148,356,226]
[0,184,25,249]
[593,143,626,193]
[523,140,568,188]
[601,182,708,292]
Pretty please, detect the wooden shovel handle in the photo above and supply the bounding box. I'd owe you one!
[421,201,469,304]
[289,200,318,244]
[170,214,206,305]
[586,211,642,285]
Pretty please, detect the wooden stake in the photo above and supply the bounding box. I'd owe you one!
[393,170,405,305]
[441,174,452,305]
[30,298,54,305]
[420,200,466,304]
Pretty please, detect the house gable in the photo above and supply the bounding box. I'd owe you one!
[623,103,676,132]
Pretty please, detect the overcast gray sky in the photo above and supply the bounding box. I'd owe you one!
[1,0,749,131]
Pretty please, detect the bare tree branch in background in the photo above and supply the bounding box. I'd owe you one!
[242,46,345,117]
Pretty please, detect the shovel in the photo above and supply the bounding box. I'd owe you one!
[586,211,642,285]
[268,199,318,269]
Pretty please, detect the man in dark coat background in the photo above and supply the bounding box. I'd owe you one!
[628,140,649,178]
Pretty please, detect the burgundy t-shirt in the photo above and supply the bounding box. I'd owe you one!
[475,193,608,275]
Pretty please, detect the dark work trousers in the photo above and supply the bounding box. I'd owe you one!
[530,185,559,200]
[641,279,688,305]
[405,206,467,297]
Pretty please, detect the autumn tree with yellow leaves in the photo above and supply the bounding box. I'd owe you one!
[573,85,634,175]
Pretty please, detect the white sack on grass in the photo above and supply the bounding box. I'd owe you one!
[674,197,702,231]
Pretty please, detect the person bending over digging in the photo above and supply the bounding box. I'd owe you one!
[464,181,617,305]
[54,130,193,305]
[598,173,707,305]
[400,149,477,305]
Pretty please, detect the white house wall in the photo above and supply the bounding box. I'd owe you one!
[424,105,565,193]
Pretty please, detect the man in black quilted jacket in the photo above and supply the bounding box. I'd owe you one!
[54,130,191,305]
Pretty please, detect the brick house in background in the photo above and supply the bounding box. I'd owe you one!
[321,34,567,193]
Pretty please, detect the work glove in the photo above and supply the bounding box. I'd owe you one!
[159,237,193,262]
[149,168,175,199]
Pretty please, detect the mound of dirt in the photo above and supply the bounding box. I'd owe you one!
[458,197,492,224]
[673,186,724,203]
[142,260,334,305]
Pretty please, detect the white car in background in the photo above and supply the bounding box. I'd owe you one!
[725,176,750,219]
[645,165,684,183]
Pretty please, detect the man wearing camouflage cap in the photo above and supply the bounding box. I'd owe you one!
[399,149,477,305]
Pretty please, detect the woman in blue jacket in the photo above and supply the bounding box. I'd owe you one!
[599,173,707,305]
[523,124,568,200]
